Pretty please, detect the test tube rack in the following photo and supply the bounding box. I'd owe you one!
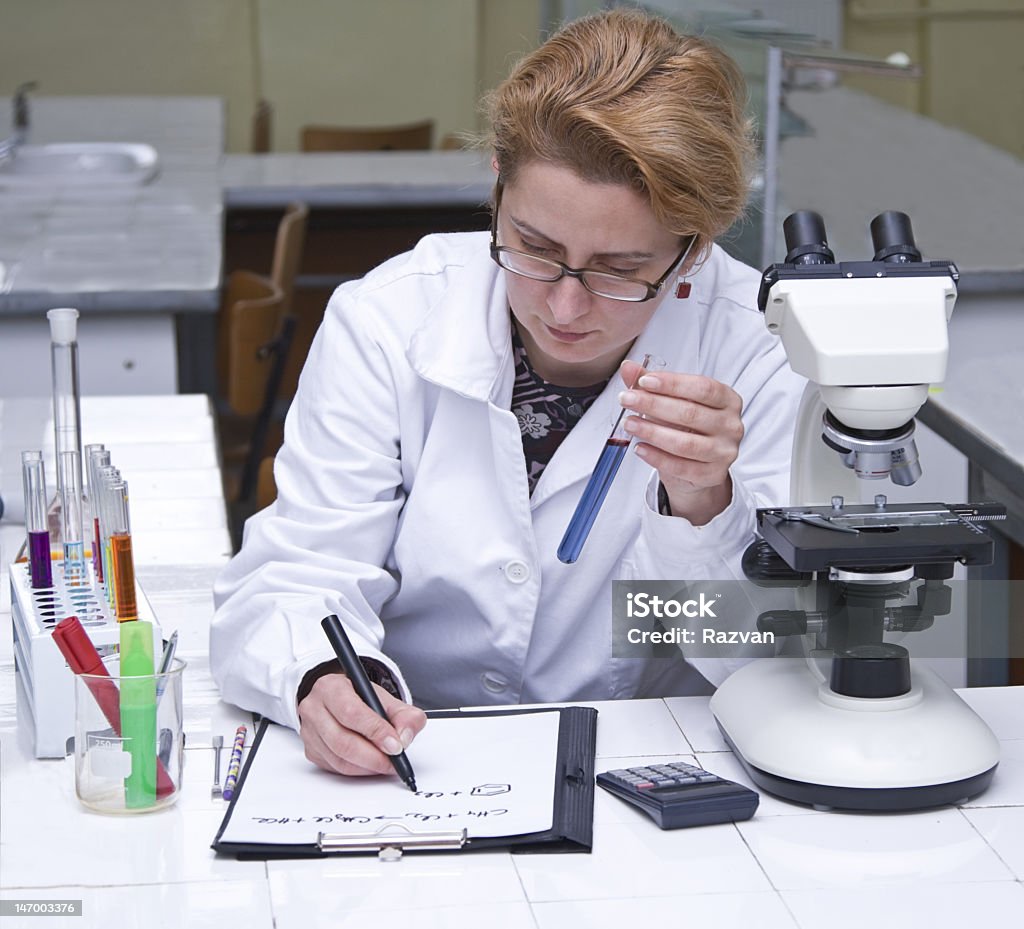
[10,558,162,759]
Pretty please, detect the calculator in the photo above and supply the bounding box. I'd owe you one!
[596,761,759,829]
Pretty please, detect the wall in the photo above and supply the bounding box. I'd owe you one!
[0,0,541,152]
[843,0,1024,159]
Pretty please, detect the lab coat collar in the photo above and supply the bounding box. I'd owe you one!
[406,237,515,404]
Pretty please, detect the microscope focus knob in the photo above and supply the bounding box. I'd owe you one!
[830,644,911,698]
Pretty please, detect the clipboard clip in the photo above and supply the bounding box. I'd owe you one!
[317,824,469,861]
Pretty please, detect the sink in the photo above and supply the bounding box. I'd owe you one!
[0,143,159,187]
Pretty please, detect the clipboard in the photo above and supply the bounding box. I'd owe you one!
[211,706,598,859]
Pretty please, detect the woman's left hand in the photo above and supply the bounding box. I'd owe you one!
[619,359,743,526]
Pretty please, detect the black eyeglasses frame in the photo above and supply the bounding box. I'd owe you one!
[488,180,695,303]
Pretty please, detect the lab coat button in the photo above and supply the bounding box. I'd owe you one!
[481,672,508,693]
[503,560,530,583]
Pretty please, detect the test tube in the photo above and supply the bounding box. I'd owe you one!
[48,308,85,542]
[21,451,52,589]
[59,450,87,586]
[96,465,120,606]
[109,479,139,622]
[557,354,654,565]
[85,447,109,581]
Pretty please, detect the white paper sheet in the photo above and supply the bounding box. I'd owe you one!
[218,711,561,845]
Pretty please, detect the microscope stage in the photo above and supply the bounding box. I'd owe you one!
[756,502,998,573]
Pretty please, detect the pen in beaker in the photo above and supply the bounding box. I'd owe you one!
[557,354,653,565]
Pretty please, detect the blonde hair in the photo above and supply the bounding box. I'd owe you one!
[483,9,755,263]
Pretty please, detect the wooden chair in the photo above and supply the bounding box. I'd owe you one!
[217,271,285,420]
[216,270,294,507]
[299,119,434,152]
[270,202,309,317]
[439,132,469,151]
[218,202,308,499]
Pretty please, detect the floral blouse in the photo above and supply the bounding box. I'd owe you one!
[510,322,609,494]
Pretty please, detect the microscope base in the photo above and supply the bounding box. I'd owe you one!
[709,657,999,811]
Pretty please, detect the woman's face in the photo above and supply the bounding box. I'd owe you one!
[497,161,686,387]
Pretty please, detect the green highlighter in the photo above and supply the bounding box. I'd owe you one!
[120,621,157,809]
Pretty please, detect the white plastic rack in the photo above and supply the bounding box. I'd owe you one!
[10,557,162,758]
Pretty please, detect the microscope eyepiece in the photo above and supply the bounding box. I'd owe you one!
[870,211,922,264]
[783,211,835,265]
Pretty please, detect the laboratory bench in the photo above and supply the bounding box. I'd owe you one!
[0,98,224,398]
[2,396,1024,929]
[0,98,495,400]
[917,290,1024,686]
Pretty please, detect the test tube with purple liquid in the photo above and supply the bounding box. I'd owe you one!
[21,451,52,589]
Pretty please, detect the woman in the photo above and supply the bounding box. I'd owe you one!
[211,9,804,777]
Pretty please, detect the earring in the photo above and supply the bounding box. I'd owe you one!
[675,280,691,299]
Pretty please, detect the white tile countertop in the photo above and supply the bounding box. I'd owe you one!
[0,687,1021,928]
[1,395,1023,927]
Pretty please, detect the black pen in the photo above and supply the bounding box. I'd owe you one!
[320,614,417,792]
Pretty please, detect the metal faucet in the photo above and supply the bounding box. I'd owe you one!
[0,82,38,159]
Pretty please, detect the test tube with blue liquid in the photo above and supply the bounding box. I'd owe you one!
[557,354,655,564]
[21,451,52,589]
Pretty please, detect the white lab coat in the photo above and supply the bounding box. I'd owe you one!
[210,232,805,729]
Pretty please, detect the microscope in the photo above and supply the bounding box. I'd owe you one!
[709,210,1005,811]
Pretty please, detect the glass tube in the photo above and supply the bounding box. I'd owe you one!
[86,447,109,581]
[59,450,87,586]
[48,308,84,543]
[96,465,120,607]
[557,354,654,565]
[21,451,52,589]
[109,479,138,622]
[83,442,104,519]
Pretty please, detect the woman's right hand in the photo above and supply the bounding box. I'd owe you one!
[297,671,428,776]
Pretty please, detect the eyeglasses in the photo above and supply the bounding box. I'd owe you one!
[489,181,695,303]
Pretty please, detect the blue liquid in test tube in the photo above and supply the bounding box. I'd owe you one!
[557,354,653,564]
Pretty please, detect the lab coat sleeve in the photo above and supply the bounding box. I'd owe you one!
[628,333,805,684]
[210,283,414,731]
